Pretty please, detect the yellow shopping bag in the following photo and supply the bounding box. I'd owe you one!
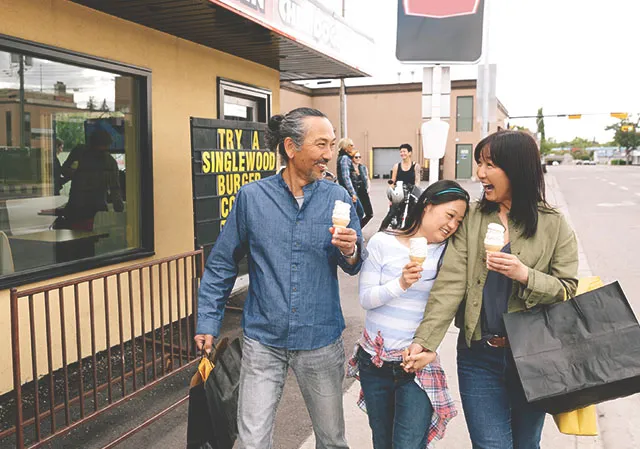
[552,276,603,436]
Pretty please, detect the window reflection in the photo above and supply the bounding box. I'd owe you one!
[0,50,142,274]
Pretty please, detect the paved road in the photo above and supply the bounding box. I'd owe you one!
[549,165,640,449]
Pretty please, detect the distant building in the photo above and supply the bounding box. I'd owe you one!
[281,79,508,181]
[0,85,79,151]
[592,147,625,164]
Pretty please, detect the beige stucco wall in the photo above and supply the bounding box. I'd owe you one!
[0,0,280,393]
[345,91,422,176]
[281,89,422,176]
[444,89,508,180]
[444,87,480,180]
[280,88,313,112]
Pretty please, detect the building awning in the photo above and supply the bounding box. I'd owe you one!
[70,0,374,80]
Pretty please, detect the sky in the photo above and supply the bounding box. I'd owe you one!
[0,52,118,111]
[317,0,640,143]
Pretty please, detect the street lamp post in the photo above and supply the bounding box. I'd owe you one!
[18,55,25,150]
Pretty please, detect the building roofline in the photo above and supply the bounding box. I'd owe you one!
[281,79,481,97]
[497,99,509,117]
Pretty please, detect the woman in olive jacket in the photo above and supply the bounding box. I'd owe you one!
[403,131,579,449]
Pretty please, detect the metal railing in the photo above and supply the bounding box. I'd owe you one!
[4,249,204,448]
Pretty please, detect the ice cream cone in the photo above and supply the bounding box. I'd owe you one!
[409,237,428,265]
[332,217,350,228]
[484,223,505,253]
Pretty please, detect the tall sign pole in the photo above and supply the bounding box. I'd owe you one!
[481,0,490,138]
[422,66,451,185]
[339,0,347,139]
[397,0,485,184]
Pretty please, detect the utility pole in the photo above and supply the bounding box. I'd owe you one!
[18,55,25,150]
[339,0,347,138]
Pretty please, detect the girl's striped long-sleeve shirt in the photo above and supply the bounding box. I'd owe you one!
[359,231,446,353]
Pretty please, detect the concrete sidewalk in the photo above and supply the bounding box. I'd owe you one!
[300,176,603,449]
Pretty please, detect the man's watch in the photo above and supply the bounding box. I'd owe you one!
[340,243,358,260]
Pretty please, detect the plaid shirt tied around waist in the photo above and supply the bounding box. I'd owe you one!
[347,329,458,448]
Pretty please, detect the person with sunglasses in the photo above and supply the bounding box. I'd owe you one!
[351,151,374,229]
[337,138,366,225]
[348,180,470,449]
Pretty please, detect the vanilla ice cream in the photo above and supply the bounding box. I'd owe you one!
[484,223,505,252]
[332,200,351,228]
[409,237,428,264]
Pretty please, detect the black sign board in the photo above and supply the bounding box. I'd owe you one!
[396,0,485,63]
[191,118,277,257]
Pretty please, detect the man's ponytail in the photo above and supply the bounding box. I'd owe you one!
[265,108,327,161]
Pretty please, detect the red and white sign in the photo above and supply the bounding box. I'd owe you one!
[403,0,480,18]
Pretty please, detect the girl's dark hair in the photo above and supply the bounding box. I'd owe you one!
[265,107,327,161]
[474,130,553,238]
[388,179,471,238]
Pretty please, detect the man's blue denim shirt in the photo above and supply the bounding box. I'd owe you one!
[196,173,365,350]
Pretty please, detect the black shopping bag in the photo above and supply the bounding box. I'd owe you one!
[204,337,243,449]
[187,355,215,449]
[504,281,640,415]
[186,337,242,449]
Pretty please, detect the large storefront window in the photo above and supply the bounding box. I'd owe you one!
[0,36,152,288]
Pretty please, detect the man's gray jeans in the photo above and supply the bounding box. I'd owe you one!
[237,335,349,449]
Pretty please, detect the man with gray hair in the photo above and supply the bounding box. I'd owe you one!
[195,107,364,448]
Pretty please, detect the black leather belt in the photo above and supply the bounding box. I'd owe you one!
[485,336,509,348]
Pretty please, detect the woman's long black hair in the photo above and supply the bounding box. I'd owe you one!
[387,179,471,238]
[474,130,553,238]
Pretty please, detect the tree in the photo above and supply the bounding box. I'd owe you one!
[55,119,85,150]
[536,107,546,143]
[100,99,110,112]
[571,148,593,161]
[86,96,97,111]
[540,139,554,155]
[606,117,640,164]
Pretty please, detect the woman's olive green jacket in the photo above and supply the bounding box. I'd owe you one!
[413,202,579,350]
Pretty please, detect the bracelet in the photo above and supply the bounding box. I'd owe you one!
[340,243,358,259]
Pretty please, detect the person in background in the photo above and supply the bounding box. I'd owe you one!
[52,137,69,195]
[337,137,365,224]
[391,143,420,187]
[195,108,364,449]
[56,129,123,230]
[351,151,373,229]
[350,179,469,449]
[404,130,579,449]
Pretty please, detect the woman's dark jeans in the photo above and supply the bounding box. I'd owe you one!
[357,347,432,449]
[457,340,546,449]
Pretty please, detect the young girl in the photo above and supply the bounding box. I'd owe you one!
[349,180,470,449]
